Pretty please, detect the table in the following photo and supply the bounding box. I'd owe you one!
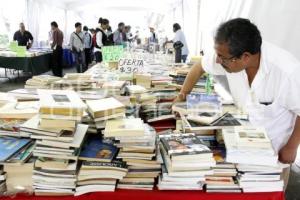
[0,53,52,76]
[0,190,285,200]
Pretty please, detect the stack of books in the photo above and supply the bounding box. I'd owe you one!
[104,118,160,190]
[222,126,284,192]
[4,157,35,195]
[31,124,88,196]
[151,76,175,91]
[198,134,240,193]
[135,74,152,89]
[236,164,284,192]
[0,101,39,122]
[21,89,89,196]
[102,81,127,96]
[76,135,127,195]
[125,85,148,97]
[25,75,61,89]
[158,133,215,190]
[86,97,126,131]
[76,160,127,195]
[222,126,278,166]
[51,74,94,91]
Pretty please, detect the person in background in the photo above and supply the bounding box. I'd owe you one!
[172,23,189,63]
[69,22,86,73]
[149,27,158,44]
[83,26,92,67]
[106,26,114,45]
[124,25,134,42]
[13,22,33,49]
[94,17,110,63]
[113,22,125,45]
[50,21,64,77]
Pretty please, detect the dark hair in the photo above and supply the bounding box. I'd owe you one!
[173,23,181,31]
[118,22,125,27]
[98,18,109,25]
[83,26,88,31]
[75,22,82,28]
[215,18,262,57]
[51,21,58,28]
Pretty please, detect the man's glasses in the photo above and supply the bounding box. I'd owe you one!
[218,55,237,64]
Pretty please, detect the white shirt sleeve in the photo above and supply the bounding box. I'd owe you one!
[173,31,180,42]
[201,49,226,75]
[96,31,103,47]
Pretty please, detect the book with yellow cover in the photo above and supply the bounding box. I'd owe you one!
[103,118,145,137]
[86,97,125,119]
[38,89,86,116]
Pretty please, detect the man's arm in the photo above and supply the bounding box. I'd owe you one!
[174,62,205,102]
[279,116,300,163]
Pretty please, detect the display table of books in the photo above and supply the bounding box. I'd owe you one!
[0,190,285,200]
[0,56,287,200]
[0,49,52,76]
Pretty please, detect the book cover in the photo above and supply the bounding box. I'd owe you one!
[160,133,211,155]
[38,89,86,116]
[86,97,125,118]
[79,136,118,162]
[0,137,31,162]
[187,92,221,112]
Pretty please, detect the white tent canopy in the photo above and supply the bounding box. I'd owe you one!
[1,0,300,59]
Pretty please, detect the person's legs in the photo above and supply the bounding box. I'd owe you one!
[52,46,63,77]
[57,46,63,77]
[95,51,101,63]
[73,52,81,73]
[181,55,187,63]
[80,51,87,73]
[84,48,91,66]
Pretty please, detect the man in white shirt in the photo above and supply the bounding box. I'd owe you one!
[175,18,300,165]
[173,23,189,63]
[69,22,86,73]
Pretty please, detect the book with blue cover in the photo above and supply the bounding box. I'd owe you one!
[79,136,118,162]
[0,137,31,162]
[187,92,221,112]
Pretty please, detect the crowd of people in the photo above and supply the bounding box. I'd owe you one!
[12,17,189,77]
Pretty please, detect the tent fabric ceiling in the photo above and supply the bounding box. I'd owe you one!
[37,0,181,12]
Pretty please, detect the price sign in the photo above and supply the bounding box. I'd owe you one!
[118,58,144,74]
[102,45,124,62]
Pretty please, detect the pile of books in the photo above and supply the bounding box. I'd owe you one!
[151,76,175,91]
[86,97,126,131]
[104,118,160,190]
[222,126,284,192]
[0,137,35,195]
[125,85,148,97]
[198,134,240,193]
[22,89,88,196]
[135,74,152,89]
[76,135,127,195]
[158,133,215,190]
[51,74,94,91]
[236,164,284,192]
[25,75,61,89]
[102,80,127,96]
[4,157,35,195]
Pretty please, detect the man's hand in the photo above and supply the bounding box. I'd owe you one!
[173,93,186,104]
[279,144,298,164]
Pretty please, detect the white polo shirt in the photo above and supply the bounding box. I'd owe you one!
[202,41,300,152]
[173,30,189,56]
